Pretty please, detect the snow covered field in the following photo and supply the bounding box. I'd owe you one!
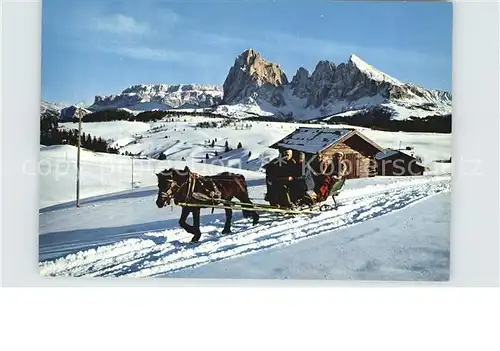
[60,117,451,173]
[39,118,452,280]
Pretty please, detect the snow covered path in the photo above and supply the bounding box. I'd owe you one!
[39,176,450,278]
[171,192,450,281]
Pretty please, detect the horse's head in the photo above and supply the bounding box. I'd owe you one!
[155,166,190,208]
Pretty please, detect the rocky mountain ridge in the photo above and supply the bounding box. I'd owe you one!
[42,48,451,121]
[221,49,451,120]
[89,84,223,111]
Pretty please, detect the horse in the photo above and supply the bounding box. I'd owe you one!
[155,166,260,243]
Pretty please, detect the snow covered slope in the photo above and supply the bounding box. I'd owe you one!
[58,118,452,176]
[170,191,450,281]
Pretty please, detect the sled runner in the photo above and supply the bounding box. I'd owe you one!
[329,178,346,210]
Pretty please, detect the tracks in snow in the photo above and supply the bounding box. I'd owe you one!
[39,178,450,278]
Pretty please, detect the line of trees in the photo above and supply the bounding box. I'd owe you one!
[74,108,239,123]
[70,106,452,134]
[196,118,235,129]
[58,129,116,153]
[196,121,219,128]
[40,109,119,153]
[323,107,452,133]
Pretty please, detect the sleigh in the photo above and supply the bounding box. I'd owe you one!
[180,177,346,216]
[156,167,346,243]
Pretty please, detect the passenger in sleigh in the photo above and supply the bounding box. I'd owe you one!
[312,151,346,203]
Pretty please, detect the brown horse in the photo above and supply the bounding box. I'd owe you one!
[155,166,259,243]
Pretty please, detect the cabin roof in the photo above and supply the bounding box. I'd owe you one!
[376,148,417,160]
[375,149,399,160]
[376,148,425,168]
[270,127,384,154]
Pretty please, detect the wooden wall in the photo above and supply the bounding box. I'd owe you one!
[321,136,380,179]
[281,134,381,179]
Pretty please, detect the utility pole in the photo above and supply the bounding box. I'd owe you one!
[131,156,134,189]
[76,109,82,207]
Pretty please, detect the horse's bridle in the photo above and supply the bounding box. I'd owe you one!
[159,173,195,205]
[159,179,179,204]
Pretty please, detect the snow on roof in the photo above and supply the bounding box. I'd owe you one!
[375,149,399,160]
[375,149,421,163]
[273,127,353,154]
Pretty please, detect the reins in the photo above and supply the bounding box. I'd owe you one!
[160,172,197,203]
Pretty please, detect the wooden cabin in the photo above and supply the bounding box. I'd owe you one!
[375,149,425,176]
[269,127,385,179]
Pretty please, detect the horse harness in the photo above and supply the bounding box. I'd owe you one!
[162,172,222,204]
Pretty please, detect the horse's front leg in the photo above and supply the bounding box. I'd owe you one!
[178,207,196,234]
[222,208,232,234]
[190,208,202,243]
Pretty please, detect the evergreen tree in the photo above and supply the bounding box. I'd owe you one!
[40,109,59,145]
[69,130,77,145]
[206,153,209,160]
[225,140,229,152]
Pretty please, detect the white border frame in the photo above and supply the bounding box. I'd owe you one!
[1,0,499,287]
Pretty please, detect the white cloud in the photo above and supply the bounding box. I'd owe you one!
[100,44,219,66]
[92,14,150,35]
[106,46,181,61]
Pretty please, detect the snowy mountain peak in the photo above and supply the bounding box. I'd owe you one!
[222,48,288,105]
[220,51,451,120]
[348,53,365,65]
[40,100,64,114]
[240,48,258,59]
[60,105,91,121]
[348,54,403,86]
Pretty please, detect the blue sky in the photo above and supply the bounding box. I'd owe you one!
[42,0,452,106]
